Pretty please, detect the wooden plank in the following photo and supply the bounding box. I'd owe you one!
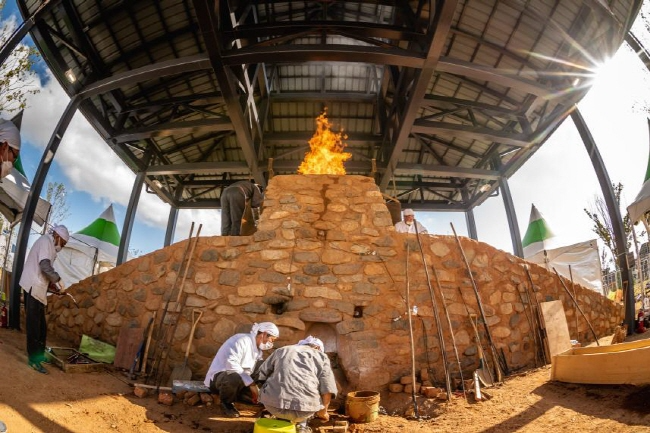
[113,327,143,370]
[540,300,572,359]
[551,339,650,385]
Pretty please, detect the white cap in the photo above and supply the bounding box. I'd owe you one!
[298,335,325,352]
[52,225,70,242]
[403,208,415,216]
[251,322,279,337]
[0,119,20,150]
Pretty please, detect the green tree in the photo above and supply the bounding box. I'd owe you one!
[45,181,70,226]
[0,1,40,112]
[583,182,633,274]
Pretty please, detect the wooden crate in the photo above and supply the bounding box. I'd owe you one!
[45,347,104,373]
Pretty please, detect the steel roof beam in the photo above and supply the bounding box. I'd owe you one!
[192,0,265,186]
[147,161,248,176]
[421,95,521,117]
[412,120,530,147]
[378,0,459,191]
[263,132,381,146]
[112,118,233,143]
[79,55,212,99]
[395,163,500,180]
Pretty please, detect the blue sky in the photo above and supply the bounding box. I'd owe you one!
[2,2,650,260]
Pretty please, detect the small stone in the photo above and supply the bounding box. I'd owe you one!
[388,383,404,393]
[158,391,174,406]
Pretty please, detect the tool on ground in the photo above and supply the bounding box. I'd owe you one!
[553,267,600,346]
[130,316,154,380]
[472,370,483,401]
[153,223,203,389]
[514,282,542,367]
[140,311,156,376]
[414,222,453,400]
[169,309,203,385]
[469,314,494,386]
[522,265,550,364]
[404,243,419,418]
[431,260,467,401]
[147,223,196,384]
[451,223,504,382]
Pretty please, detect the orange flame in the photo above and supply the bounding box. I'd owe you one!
[298,111,352,175]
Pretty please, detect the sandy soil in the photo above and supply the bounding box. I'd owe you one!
[0,328,649,433]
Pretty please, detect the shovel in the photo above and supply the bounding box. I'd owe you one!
[169,309,203,385]
[469,314,494,386]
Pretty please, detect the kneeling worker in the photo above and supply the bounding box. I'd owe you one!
[258,336,337,433]
[204,322,279,418]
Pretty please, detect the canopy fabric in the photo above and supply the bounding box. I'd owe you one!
[54,204,120,287]
[0,167,51,227]
[526,239,603,294]
[522,204,556,258]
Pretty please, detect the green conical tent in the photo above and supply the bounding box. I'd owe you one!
[522,204,555,258]
[54,204,121,287]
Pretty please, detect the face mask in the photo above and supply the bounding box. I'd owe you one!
[258,335,274,351]
[55,245,62,253]
[405,220,413,226]
[0,160,12,178]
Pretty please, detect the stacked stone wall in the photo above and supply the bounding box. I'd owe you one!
[48,175,623,391]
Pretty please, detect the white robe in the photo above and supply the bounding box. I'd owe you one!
[203,332,262,387]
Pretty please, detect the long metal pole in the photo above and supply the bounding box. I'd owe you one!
[553,268,600,346]
[523,265,549,365]
[571,108,634,333]
[451,223,504,381]
[9,96,80,329]
[414,222,453,400]
[404,243,419,418]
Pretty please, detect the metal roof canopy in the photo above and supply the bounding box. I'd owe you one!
[15,0,640,212]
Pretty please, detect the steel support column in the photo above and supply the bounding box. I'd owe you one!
[493,157,523,257]
[164,188,183,247]
[571,108,634,332]
[117,169,147,265]
[462,189,478,240]
[9,95,80,329]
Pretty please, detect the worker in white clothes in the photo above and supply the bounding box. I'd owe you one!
[204,322,279,418]
[394,208,428,234]
[257,336,337,433]
[20,225,69,374]
[0,118,21,178]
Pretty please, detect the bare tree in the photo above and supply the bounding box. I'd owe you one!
[0,1,40,113]
[583,182,633,273]
[45,181,70,226]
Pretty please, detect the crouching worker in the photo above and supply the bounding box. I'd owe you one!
[204,322,279,418]
[258,336,337,433]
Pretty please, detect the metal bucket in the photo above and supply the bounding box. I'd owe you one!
[345,390,380,423]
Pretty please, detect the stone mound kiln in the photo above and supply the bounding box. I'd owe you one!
[48,175,622,391]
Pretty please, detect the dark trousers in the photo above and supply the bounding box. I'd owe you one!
[221,187,246,236]
[24,289,47,364]
[209,371,254,404]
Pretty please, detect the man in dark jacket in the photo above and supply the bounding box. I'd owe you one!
[221,180,263,236]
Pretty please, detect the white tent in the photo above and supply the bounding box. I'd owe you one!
[55,204,121,287]
[522,204,603,294]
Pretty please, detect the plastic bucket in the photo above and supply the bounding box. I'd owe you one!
[345,390,380,423]
[253,418,295,433]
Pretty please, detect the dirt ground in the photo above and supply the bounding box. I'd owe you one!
[0,328,649,433]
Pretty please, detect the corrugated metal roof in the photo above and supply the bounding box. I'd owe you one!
[18,0,641,209]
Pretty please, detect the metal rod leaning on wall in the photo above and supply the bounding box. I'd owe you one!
[450,223,504,382]
[430,259,467,401]
[552,267,600,346]
[404,243,419,418]
[522,264,549,365]
[155,224,203,389]
[568,265,579,339]
[514,281,542,368]
[414,223,453,400]
[146,223,194,384]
